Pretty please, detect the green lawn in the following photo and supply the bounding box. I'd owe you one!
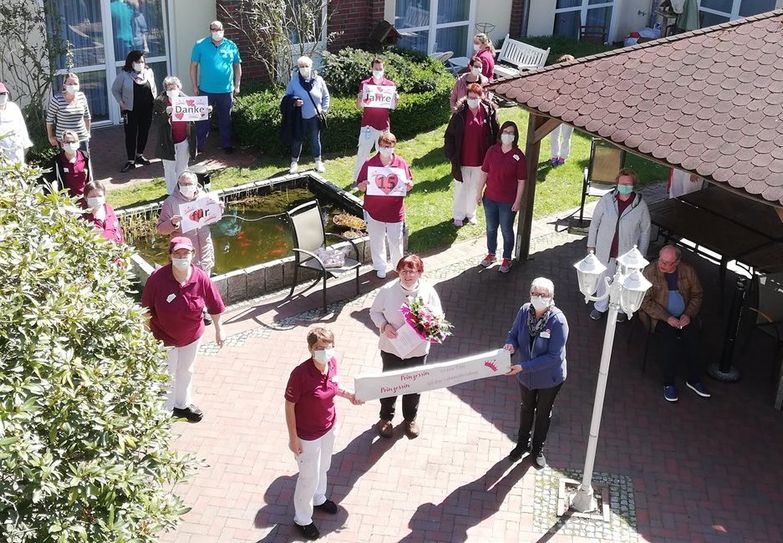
[110,108,667,254]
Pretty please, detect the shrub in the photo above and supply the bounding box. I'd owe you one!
[0,161,193,541]
[232,47,454,156]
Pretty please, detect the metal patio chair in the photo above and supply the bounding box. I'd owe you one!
[576,138,627,225]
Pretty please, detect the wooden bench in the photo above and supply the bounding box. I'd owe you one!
[494,35,549,78]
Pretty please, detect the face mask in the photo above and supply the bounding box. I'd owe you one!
[617,184,634,195]
[473,43,481,52]
[166,89,179,100]
[63,142,80,153]
[65,84,79,94]
[313,348,335,364]
[132,62,144,72]
[179,184,198,199]
[471,67,482,77]
[378,147,394,158]
[0,94,7,106]
[171,256,192,270]
[467,98,480,109]
[530,295,552,312]
[211,30,224,41]
[86,196,104,209]
[299,67,311,79]
[501,133,515,145]
[372,70,384,80]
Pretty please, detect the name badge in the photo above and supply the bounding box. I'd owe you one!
[166,293,176,303]
[513,154,520,161]
[540,330,551,339]
[331,375,340,384]
[63,168,70,173]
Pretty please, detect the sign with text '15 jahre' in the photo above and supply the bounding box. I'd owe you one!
[354,349,511,402]
[171,96,209,122]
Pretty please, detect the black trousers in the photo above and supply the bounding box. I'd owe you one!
[517,381,563,455]
[655,321,703,386]
[124,106,153,161]
[379,351,427,422]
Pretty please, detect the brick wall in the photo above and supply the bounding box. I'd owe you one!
[510,0,525,38]
[215,0,268,80]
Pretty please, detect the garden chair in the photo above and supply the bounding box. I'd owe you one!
[576,138,627,225]
[579,25,608,44]
[285,200,361,313]
[494,35,549,79]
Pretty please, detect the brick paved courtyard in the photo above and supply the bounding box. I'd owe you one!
[156,216,783,543]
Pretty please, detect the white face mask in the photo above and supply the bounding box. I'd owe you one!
[86,196,105,209]
[501,133,515,145]
[166,89,179,100]
[372,69,384,80]
[378,147,394,158]
[63,142,80,153]
[467,98,480,109]
[313,348,336,364]
[473,43,481,52]
[65,84,79,94]
[0,94,7,106]
[471,67,482,77]
[530,295,552,312]
[211,30,224,41]
[171,256,192,271]
[299,67,312,79]
[132,62,144,72]
[179,184,198,199]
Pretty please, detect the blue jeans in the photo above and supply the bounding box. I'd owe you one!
[483,197,515,259]
[291,116,322,160]
[196,90,233,150]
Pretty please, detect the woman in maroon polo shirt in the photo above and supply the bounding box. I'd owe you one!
[473,33,496,81]
[141,236,225,423]
[477,120,527,274]
[52,129,93,199]
[285,327,362,541]
[357,131,413,279]
[81,180,125,245]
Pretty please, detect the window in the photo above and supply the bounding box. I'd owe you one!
[395,0,474,56]
[699,0,775,27]
[553,0,614,41]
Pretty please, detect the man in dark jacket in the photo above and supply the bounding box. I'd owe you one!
[444,82,499,226]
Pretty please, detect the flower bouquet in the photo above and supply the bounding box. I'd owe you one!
[400,296,454,344]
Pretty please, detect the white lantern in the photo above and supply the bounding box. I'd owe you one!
[619,269,653,316]
[616,245,649,274]
[573,253,607,300]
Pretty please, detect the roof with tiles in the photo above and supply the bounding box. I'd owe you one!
[488,9,783,207]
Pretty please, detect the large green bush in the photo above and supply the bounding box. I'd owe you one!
[232,47,454,156]
[0,161,192,541]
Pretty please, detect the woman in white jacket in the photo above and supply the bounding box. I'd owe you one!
[586,168,651,321]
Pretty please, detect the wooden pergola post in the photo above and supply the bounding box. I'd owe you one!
[514,112,561,261]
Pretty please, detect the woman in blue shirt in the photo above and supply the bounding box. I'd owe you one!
[503,277,568,469]
[285,56,330,175]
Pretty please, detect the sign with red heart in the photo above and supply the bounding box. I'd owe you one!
[362,84,396,109]
[178,194,223,233]
[366,166,409,197]
[172,95,209,121]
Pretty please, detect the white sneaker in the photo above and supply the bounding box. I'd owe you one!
[289,161,298,174]
[453,218,463,227]
[376,269,386,279]
[466,216,478,225]
[315,160,325,173]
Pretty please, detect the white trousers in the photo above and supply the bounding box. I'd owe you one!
[353,126,384,182]
[594,257,617,313]
[550,124,574,159]
[165,337,201,410]
[453,165,483,221]
[365,214,404,273]
[163,139,190,195]
[293,426,336,526]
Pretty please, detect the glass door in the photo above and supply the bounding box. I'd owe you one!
[395,0,475,57]
[553,0,614,41]
[699,0,776,27]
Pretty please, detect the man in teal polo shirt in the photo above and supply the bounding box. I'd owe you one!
[189,20,242,154]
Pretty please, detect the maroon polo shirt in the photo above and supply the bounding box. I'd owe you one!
[460,106,488,167]
[610,192,636,258]
[167,97,188,143]
[141,264,225,347]
[60,151,88,198]
[359,77,395,130]
[284,357,338,441]
[358,153,413,223]
[82,203,125,245]
[481,144,527,203]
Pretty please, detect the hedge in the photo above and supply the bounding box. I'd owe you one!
[232,48,454,156]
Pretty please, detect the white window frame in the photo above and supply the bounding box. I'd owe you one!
[395,0,476,56]
[699,0,775,22]
[553,0,617,43]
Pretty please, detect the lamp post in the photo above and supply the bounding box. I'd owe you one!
[570,246,652,513]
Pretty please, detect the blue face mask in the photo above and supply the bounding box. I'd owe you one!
[617,184,634,195]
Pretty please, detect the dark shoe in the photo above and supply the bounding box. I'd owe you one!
[616,312,627,323]
[376,419,393,438]
[663,385,679,402]
[314,499,338,514]
[508,442,529,463]
[172,404,204,422]
[134,154,151,165]
[223,146,235,155]
[294,522,320,540]
[589,308,604,321]
[120,161,136,173]
[533,451,546,469]
[404,419,420,439]
[686,380,711,398]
